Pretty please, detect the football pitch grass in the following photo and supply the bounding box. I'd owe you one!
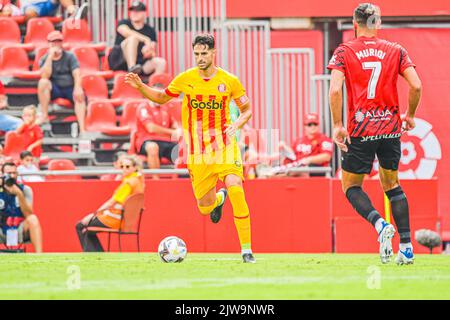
[0,253,449,300]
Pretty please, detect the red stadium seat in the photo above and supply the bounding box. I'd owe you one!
[52,98,73,108]
[24,17,55,48]
[32,46,49,70]
[47,159,81,181]
[61,18,106,52]
[81,74,122,106]
[111,73,144,101]
[2,131,27,160]
[148,73,173,88]
[102,46,112,71]
[0,17,34,50]
[0,46,42,79]
[85,101,129,135]
[72,46,114,79]
[119,100,148,130]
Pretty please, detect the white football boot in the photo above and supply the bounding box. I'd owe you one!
[378,221,396,264]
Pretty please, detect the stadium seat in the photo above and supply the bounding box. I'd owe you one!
[85,101,117,132]
[47,159,81,181]
[148,73,173,88]
[111,73,144,101]
[85,101,129,135]
[102,46,112,71]
[24,18,55,48]
[119,100,149,130]
[0,46,42,79]
[86,193,145,252]
[81,74,122,106]
[2,131,27,159]
[32,46,49,70]
[0,17,34,50]
[61,18,106,52]
[52,98,73,109]
[72,46,114,79]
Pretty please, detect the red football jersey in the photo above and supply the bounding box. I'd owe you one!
[286,133,334,167]
[21,124,44,158]
[327,36,415,137]
[135,104,175,151]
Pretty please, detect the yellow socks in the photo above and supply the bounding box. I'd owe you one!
[198,191,225,215]
[228,185,252,253]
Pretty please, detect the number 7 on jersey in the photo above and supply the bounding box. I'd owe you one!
[362,61,382,99]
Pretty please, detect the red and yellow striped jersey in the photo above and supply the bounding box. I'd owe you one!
[165,67,248,155]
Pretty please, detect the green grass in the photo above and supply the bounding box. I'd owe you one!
[0,253,449,299]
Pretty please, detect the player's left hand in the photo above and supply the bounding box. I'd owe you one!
[402,115,416,132]
[333,126,350,152]
[224,123,238,137]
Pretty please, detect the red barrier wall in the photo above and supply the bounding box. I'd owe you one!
[28,178,439,253]
[227,0,450,18]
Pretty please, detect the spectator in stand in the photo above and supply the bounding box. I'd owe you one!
[75,155,144,252]
[135,100,181,176]
[109,1,166,76]
[0,81,23,133]
[16,105,44,159]
[20,0,77,19]
[37,31,86,133]
[0,0,21,16]
[270,113,334,177]
[0,162,43,252]
[100,151,127,181]
[17,151,44,183]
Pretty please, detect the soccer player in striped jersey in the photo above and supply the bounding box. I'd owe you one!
[125,34,255,263]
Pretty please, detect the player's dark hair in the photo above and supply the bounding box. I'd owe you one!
[20,150,33,160]
[1,162,16,173]
[192,34,215,49]
[353,3,381,27]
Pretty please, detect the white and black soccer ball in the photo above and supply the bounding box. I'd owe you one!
[158,236,187,263]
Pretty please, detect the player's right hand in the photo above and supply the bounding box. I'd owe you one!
[125,73,143,89]
[333,126,350,152]
[402,115,416,132]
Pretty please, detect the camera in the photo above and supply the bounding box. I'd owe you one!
[1,174,16,188]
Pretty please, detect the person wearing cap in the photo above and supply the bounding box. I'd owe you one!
[37,30,86,133]
[273,113,334,177]
[109,0,166,76]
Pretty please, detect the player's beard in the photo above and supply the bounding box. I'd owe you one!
[198,60,212,71]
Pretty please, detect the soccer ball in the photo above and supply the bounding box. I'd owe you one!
[158,236,187,263]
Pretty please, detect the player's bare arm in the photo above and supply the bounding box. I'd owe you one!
[125,73,173,105]
[329,69,350,152]
[224,100,252,137]
[401,66,422,131]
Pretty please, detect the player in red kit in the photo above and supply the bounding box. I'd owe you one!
[328,3,422,264]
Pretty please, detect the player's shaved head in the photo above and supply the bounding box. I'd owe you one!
[192,34,215,50]
[353,3,381,29]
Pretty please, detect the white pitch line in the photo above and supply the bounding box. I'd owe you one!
[1,275,450,293]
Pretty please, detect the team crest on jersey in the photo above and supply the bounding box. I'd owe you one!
[355,111,365,123]
[218,84,226,92]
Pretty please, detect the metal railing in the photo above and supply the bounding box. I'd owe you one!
[219,20,271,132]
[19,167,331,178]
[269,48,315,144]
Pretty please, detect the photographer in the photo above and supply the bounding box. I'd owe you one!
[0,162,43,252]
